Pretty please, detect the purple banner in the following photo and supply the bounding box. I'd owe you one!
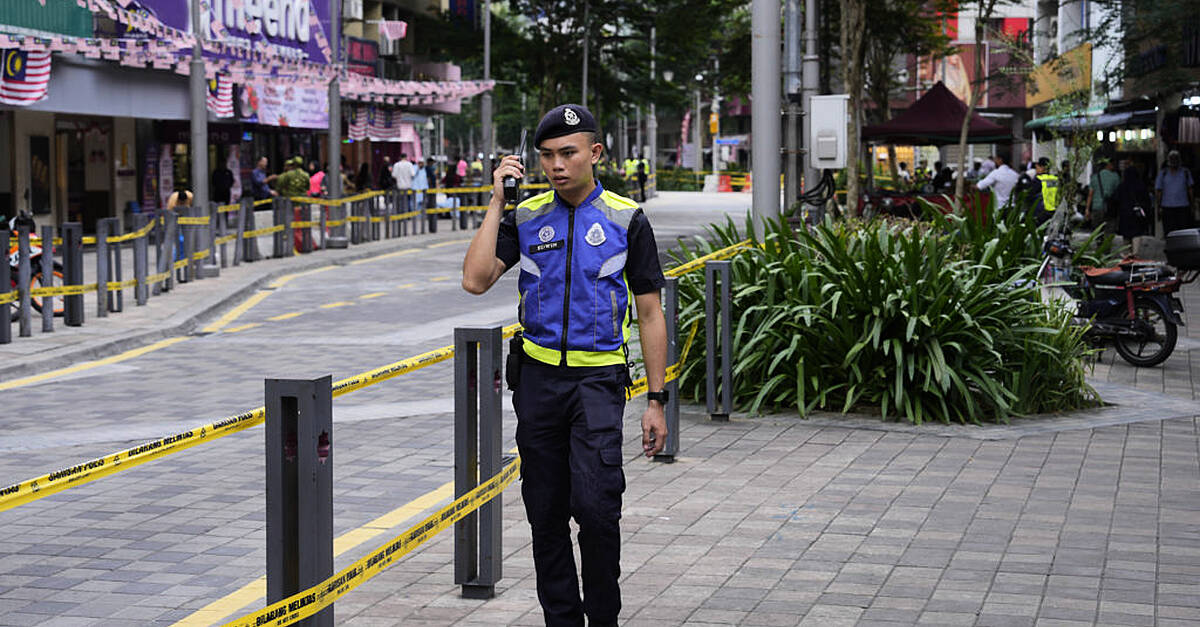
[126,0,332,64]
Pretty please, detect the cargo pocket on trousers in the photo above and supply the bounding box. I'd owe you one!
[599,445,626,499]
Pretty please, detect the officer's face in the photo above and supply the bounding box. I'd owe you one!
[538,133,602,195]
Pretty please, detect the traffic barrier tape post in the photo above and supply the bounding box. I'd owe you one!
[222,459,521,627]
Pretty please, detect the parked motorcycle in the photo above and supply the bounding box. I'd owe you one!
[1039,234,1192,367]
[7,212,65,322]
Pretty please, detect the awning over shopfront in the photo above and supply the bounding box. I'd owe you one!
[862,81,1011,145]
[1025,108,1156,133]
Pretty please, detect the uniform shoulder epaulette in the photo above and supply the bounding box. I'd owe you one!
[518,190,555,210]
[598,190,639,211]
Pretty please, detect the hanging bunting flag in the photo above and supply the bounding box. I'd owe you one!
[0,48,51,106]
[380,20,408,41]
[348,105,367,141]
[206,73,234,118]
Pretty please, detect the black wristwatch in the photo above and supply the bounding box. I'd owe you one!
[647,390,669,405]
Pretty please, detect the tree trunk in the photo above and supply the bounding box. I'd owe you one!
[842,0,868,215]
[953,1,995,205]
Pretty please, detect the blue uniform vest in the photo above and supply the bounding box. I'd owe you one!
[515,184,639,367]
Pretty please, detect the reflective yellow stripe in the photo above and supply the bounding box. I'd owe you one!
[521,338,626,367]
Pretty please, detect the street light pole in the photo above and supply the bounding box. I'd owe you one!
[581,0,589,108]
[648,25,658,198]
[801,0,821,214]
[750,0,781,236]
[481,0,493,165]
[189,0,208,216]
[326,0,347,248]
[693,85,701,173]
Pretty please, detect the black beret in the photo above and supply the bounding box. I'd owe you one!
[534,104,597,147]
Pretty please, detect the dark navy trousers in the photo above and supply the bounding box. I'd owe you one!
[513,359,627,627]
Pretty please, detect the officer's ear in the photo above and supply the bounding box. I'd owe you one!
[590,140,603,165]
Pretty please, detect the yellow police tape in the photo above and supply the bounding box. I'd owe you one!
[218,203,241,213]
[664,239,751,278]
[625,320,699,400]
[254,198,274,207]
[145,270,171,284]
[177,216,211,226]
[388,211,421,221]
[193,249,211,261]
[243,225,286,238]
[106,219,157,243]
[223,459,521,627]
[0,238,742,513]
[107,277,139,291]
[215,233,238,246]
[0,289,18,305]
[29,283,97,297]
[290,221,317,229]
[347,216,367,223]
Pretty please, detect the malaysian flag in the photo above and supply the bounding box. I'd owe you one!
[380,20,408,41]
[368,107,401,142]
[0,49,51,106]
[206,74,233,117]
[348,105,367,141]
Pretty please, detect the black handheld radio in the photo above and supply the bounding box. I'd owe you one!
[503,128,527,205]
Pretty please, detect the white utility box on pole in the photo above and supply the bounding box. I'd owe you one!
[808,95,848,171]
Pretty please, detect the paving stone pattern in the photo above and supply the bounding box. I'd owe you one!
[2,194,1200,625]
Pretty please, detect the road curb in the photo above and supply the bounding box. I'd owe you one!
[0,229,474,383]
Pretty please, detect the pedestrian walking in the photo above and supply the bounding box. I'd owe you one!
[1117,163,1153,243]
[392,152,415,212]
[412,158,428,209]
[461,103,668,627]
[378,156,395,190]
[1086,158,1119,232]
[250,156,277,200]
[211,159,235,205]
[1156,150,1195,235]
[975,153,1019,210]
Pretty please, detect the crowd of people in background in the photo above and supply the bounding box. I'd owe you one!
[887,149,1198,246]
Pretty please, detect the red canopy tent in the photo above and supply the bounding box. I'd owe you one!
[862,81,1010,145]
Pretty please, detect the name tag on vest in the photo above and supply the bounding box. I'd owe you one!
[529,240,564,254]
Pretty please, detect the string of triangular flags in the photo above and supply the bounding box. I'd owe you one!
[1,0,494,110]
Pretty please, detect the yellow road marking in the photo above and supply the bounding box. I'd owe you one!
[349,249,418,265]
[0,337,191,391]
[427,238,471,249]
[171,480,455,627]
[223,323,261,334]
[359,292,387,300]
[429,276,452,282]
[267,265,337,289]
[267,312,304,321]
[320,301,353,309]
[201,290,273,333]
[396,283,415,289]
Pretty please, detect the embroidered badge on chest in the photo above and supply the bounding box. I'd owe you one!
[585,222,606,246]
[538,225,555,242]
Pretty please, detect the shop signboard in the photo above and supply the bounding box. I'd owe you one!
[347,37,379,77]
[120,0,334,65]
[233,82,328,129]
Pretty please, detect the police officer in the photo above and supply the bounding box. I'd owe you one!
[1032,156,1059,225]
[462,103,668,627]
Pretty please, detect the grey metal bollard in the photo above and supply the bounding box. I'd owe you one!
[105,219,124,312]
[158,210,177,292]
[265,375,334,627]
[0,229,9,344]
[272,199,287,259]
[133,214,149,306]
[454,326,504,600]
[655,277,681,462]
[217,203,230,269]
[16,226,32,337]
[236,198,249,264]
[40,225,55,332]
[326,198,348,249]
[200,202,220,278]
[705,260,733,421]
[62,222,83,326]
[95,219,109,318]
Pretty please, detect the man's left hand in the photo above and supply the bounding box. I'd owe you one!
[642,404,667,457]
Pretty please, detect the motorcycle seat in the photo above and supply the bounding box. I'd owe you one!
[1083,267,1129,286]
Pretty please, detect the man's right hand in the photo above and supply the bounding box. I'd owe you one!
[492,155,524,205]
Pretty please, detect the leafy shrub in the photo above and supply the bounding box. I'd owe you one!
[669,213,1100,424]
